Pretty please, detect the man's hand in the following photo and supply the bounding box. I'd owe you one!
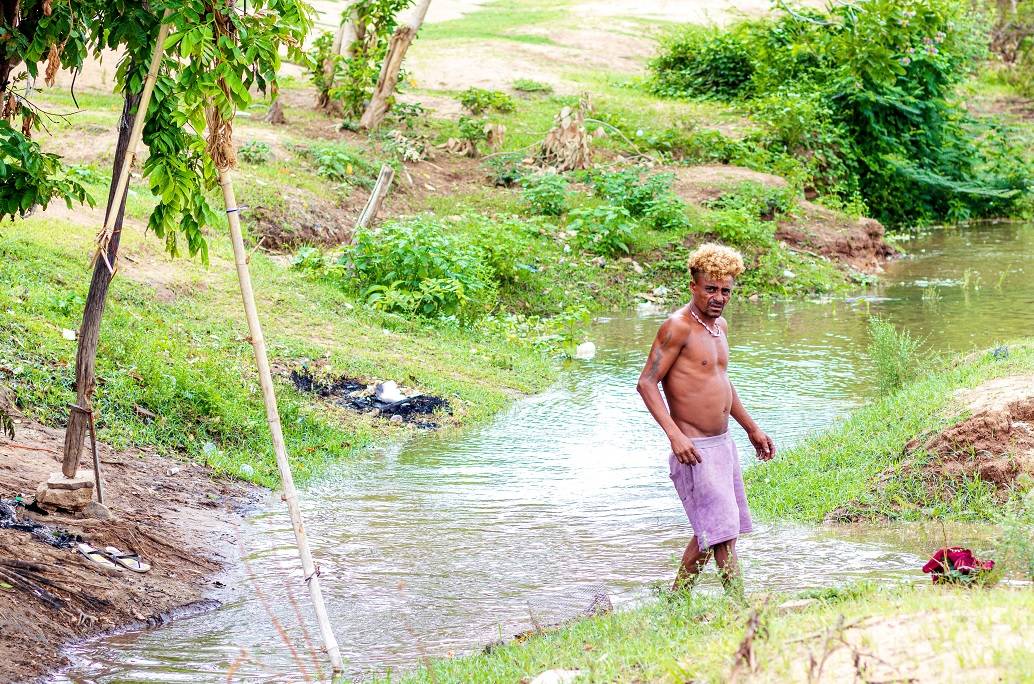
[670,433,703,465]
[748,428,775,461]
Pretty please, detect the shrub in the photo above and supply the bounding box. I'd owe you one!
[458,87,516,114]
[521,173,569,216]
[649,25,754,99]
[644,193,691,232]
[484,152,526,187]
[589,167,690,229]
[307,143,377,186]
[340,216,499,321]
[649,1,1034,226]
[512,79,553,94]
[867,316,923,394]
[705,182,797,221]
[239,140,273,165]
[567,205,636,256]
[996,499,1034,581]
[707,208,776,246]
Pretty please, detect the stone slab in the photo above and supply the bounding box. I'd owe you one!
[36,481,94,511]
[44,472,96,491]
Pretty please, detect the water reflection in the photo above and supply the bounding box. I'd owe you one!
[57,222,1034,683]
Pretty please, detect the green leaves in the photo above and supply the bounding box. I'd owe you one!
[0,121,94,218]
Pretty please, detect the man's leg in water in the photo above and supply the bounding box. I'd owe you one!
[713,538,745,600]
[673,536,712,591]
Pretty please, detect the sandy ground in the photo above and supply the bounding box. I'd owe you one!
[763,602,1034,683]
[0,413,255,684]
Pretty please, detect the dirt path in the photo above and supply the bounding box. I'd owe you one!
[0,414,255,684]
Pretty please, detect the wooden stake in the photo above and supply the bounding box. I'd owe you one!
[86,409,103,504]
[353,164,394,238]
[217,168,344,674]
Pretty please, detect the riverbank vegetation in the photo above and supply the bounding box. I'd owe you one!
[388,581,1034,683]
[747,334,1034,523]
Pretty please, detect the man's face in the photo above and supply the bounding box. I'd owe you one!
[690,274,735,318]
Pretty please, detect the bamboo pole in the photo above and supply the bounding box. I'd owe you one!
[217,168,344,674]
[353,164,394,239]
[92,8,174,273]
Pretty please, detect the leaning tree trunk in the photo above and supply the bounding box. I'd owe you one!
[59,93,140,476]
[359,0,432,130]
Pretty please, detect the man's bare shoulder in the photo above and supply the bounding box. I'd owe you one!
[717,316,730,332]
[656,311,692,345]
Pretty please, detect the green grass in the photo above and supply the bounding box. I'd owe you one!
[382,583,1034,683]
[746,341,1034,523]
[418,0,569,44]
[0,218,554,488]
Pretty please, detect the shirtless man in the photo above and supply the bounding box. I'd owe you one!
[636,243,775,593]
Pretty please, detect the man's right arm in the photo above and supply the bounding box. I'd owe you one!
[636,318,701,465]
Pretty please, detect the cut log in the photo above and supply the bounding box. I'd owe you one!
[264,97,286,124]
[354,164,395,238]
[359,0,433,130]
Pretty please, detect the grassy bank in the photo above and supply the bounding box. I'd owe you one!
[0,216,554,488]
[383,582,1034,683]
[746,340,1034,523]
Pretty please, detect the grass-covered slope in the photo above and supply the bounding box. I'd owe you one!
[0,217,554,488]
[746,341,1034,523]
[384,583,1034,683]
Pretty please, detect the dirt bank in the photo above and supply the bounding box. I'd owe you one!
[673,165,896,273]
[0,414,255,684]
[911,374,1034,488]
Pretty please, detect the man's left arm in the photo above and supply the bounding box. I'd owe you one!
[730,383,774,461]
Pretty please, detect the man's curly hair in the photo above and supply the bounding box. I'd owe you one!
[687,243,745,281]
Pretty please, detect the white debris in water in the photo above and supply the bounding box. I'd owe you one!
[574,341,596,360]
[375,381,406,403]
[637,301,664,315]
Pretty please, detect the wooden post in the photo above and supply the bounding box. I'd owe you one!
[60,11,173,479]
[358,0,433,130]
[353,164,394,237]
[217,168,344,673]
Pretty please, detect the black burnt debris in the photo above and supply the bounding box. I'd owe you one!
[289,367,451,429]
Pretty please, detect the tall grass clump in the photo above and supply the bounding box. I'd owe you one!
[867,316,924,393]
[649,0,1034,226]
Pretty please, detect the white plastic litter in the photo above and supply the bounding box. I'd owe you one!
[574,341,596,360]
[375,381,406,403]
[61,328,77,341]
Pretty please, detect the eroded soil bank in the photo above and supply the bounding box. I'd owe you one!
[0,416,254,684]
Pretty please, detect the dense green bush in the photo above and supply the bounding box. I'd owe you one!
[306,143,378,187]
[568,205,636,256]
[649,0,1034,226]
[239,140,273,165]
[707,208,776,246]
[588,167,690,230]
[649,26,755,99]
[521,173,569,216]
[341,216,498,320]
[458,87,516,114]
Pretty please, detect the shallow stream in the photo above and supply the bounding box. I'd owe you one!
[56,222,1034,682]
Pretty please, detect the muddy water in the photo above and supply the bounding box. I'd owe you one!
[57,222,1034,683]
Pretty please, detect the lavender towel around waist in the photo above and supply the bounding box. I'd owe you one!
[668,432,752,550]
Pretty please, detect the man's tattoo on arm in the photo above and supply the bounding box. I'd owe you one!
[646,330,673,381]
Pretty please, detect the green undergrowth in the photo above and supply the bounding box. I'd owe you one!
[0,218,554,488]
[746,340,1034,523]
[380,583,1034,683]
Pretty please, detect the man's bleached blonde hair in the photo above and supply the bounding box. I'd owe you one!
[687,243,745,281]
